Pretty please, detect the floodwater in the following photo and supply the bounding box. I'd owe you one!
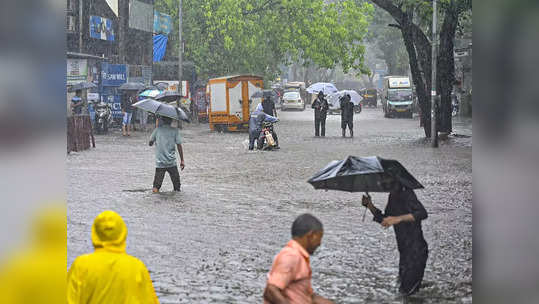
[68,107,472,303]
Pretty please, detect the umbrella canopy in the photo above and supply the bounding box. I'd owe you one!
[118,82,145,91]
[132,99,190,122]
[154,91,182,103]
[250,90,274,99]
[139,89,162,98]
[306,82,338,95]
[308,156,424,193]
[68,81,97,92]
[328,90,363,108]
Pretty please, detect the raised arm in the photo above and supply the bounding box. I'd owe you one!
[362,195,385,223]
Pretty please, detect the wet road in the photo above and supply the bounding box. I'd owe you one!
[68,107,472,303]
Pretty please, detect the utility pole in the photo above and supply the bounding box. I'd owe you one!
[431,0,439,148]
[79,0,83,52]
[176,0,183,129]
[177,0,183,97]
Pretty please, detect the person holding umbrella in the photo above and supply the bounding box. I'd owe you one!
[307,156,428,297]
[311,91,329,137]
[149,116,185,192]
[361,178,428,296]
[339,93,354,138]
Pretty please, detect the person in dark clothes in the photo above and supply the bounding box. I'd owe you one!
[71,96,84,115]
[149,116,185,192]
[121,92,136,136]
[262,95,278,118]
[340,94,354,137]
[361,179,429,296]
[311,91,329,137]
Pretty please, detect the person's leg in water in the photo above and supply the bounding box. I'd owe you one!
[321,117,326,137]
[272,130,279,148]
[314,118,320,136]
[248,130,257,150]
[341,119,346,137]
[348,120,354,137]
[167,166,181,191]
[152,168,166,193]
[122,112,129,136]
[399,247,428,296]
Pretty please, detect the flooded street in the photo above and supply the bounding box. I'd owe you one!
[68,108,472,303]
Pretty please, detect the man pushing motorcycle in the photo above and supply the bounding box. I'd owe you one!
[248,104,279,150]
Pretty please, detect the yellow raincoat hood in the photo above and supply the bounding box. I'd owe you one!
[91,210,127,252]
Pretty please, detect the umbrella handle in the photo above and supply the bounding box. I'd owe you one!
[361,192,371,222]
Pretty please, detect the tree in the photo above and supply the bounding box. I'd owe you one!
[369,0,472,137]
[155,0,374,83]
[366,6,409,76]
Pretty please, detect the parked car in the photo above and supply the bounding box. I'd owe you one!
[281,91,305,111]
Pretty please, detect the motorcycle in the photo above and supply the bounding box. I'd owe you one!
[257,121,278,150]
[92,101,112,134]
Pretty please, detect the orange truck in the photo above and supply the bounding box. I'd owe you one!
[207,75,263,132]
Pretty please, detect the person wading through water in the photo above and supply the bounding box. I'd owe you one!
[311,92,329,137]
[340,93,354,138]
[362,178,429,296]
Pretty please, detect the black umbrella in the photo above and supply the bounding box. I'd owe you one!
[308,156,423,192]
[132,98,190,122]
[154,91,182,103]
[250,90,274,99]
[68,81,97,92]
[118,82,145,91]
[308,156,424,220]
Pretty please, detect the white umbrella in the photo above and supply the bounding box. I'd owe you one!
[306,82,338,95]
[328,90,363,108]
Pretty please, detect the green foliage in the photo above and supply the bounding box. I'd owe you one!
[155,0,373,80]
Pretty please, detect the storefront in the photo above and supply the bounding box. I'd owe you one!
[100,62,127,121]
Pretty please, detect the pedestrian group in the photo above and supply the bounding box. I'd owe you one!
[68,89,429,304]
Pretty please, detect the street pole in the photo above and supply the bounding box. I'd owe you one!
[178,0,183,98]
[177,0,183,129]
[431,0,438,148]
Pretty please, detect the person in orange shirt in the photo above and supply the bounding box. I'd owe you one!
[263,213,334,304]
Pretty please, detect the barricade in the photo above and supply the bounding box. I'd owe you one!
[67,115,95,153]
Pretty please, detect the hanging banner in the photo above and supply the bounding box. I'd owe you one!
[67,59,88,85]
[129,0,154,32]
[153,11,172,34]
[89,16,115,41]
[105,0,119,16]
[101,63,127,87]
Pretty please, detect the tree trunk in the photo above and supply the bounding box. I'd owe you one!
[401,18,431,137]
[437,5,459,134]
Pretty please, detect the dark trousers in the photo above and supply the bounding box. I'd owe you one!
[341,119,353,131]
[399,246,428,295]
[153,166,181,191]
[248,130,259,150]
[315,117,326,136]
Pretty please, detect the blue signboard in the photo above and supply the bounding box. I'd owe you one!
[153,11,172,34]
[101,63,127,87]
[90,16,115,41]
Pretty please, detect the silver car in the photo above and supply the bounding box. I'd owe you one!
[281,91,305,111]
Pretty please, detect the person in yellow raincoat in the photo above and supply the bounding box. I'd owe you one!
[0,204,66,304]
[67,210,160,304]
